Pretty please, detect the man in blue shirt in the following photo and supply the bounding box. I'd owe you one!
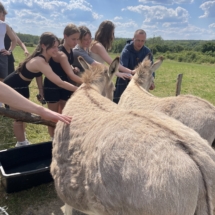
[113,29,154,103]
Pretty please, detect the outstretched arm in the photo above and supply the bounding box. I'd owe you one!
[91,43,133,74]
[59,54,82,84]
[33,58,78,92]
[0,82,71,124]
[14,30,29,57]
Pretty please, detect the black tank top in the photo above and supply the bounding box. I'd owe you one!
[49,45,74,80]
[20,55,44,79]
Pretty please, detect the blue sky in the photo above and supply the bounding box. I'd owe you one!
[3,0,215,40]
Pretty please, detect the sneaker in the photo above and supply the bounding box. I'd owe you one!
[15,140,31,147]
[25,139,31,145]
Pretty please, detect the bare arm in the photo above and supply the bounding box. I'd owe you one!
[1,25,17,56]
[0,82,71,124]
[35,59,78,92]
[91,43,132,74]
[36,76,44,97]
[6,25,16,52]
[14,31,29,57]
[58,54,82,84]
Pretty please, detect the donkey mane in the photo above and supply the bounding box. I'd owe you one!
[83,87,110,112]
[81,64,107,85]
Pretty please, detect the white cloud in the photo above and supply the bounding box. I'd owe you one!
[4,0,104,37]
[138,0,194,4]
[92,12,103,20]
[199,1,215,18]
[114,16,123,20]
[113,20,138,28]
[162,21,188,28]
[123,5,189,24]
[145,24,208,40]
[7,0,103,21]
[209,23,215,28]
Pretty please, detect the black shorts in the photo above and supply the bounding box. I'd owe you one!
[4,71,31,99]
[43,77,72,103]
[8,55,15,75]
[0,54,8,79]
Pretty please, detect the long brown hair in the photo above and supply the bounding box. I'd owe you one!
[17,32,59,73]
[94,20,115,51]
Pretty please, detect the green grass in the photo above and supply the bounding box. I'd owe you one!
[0,46,50,150]
[0,48,215,214]
[110,52,215,103]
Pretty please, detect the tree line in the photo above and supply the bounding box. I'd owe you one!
[16,32,215,64]
[111,37,215,64]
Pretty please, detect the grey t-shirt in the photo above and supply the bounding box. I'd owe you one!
[73,44,95,72]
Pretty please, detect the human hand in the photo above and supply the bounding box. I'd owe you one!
[24,51,29,57]
[73,67,80,74]
[131,70,136,75]
[0,49,11,56]
[39,107,72,124]
[37,94,46,105]
[117,72,132,80]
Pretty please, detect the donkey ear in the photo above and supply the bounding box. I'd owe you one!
[151,56,164,73]
[78,56,91,70]
[109,57,119,78]
[142,52,152,64]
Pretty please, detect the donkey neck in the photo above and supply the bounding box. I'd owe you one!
[130,78,154,97]
[71,84,116,114]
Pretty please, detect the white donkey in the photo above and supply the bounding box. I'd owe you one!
[119,55,215,145]
[51,56,215,215]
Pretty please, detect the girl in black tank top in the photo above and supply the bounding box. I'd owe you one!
[43,24,82,140]
[3,32,78,147]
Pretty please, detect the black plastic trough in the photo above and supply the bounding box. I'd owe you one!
[0,141,53,193]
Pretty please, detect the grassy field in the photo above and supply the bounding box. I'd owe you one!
[0,46,215,214]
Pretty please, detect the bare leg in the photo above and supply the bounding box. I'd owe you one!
[58,100,67,114]
[47,102,59,138]
[23,122,26,138]
[13,121,25,142]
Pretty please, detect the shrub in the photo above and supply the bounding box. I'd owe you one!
[24,42,34,47]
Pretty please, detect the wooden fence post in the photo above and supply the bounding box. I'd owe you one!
[176,74,183,96]
[0,107,55,127]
